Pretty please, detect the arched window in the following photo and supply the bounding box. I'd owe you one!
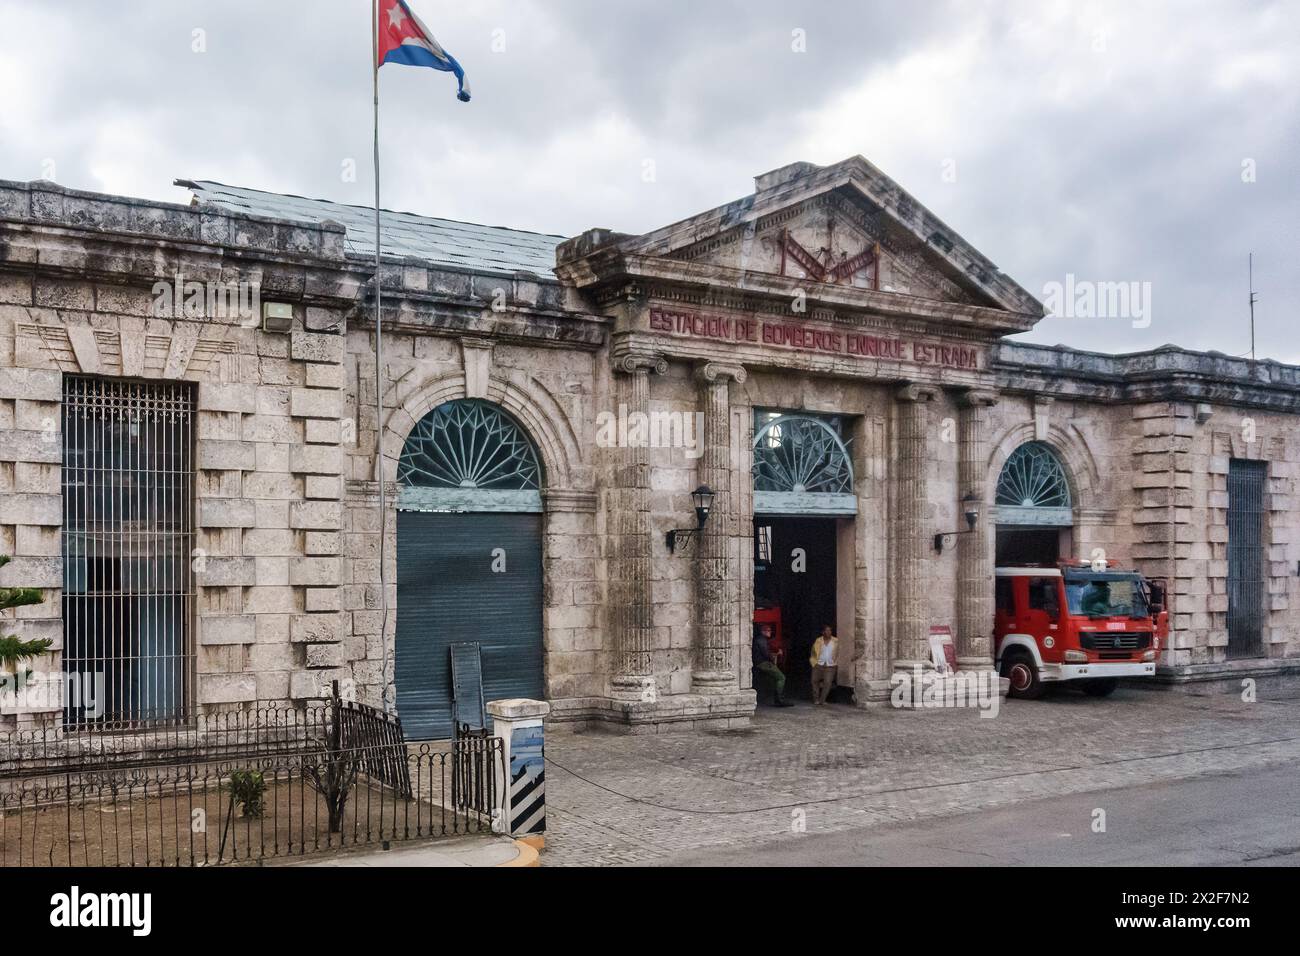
[398,399,542,512]
[752,413,855,515]
[994,441,1072,526]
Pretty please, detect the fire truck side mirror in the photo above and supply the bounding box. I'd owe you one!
[1148,581,1167,614]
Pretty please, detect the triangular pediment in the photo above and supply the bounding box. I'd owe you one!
[619,157,1042,317]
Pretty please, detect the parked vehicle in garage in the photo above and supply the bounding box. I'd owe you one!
[994,561,1168,699]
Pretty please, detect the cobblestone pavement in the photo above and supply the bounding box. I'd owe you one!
[543,676,1300,866]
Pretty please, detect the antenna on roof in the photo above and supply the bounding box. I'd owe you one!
[1249,252,1258,362]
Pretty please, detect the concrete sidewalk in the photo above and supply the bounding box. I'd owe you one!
[281,835,538,867]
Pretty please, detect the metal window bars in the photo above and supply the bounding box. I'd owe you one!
[61,376,196,730]
[752,414,854,494]
[397,399,542,491]
[995,441,1071,509]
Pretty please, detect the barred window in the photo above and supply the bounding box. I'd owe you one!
[61,377,195,728]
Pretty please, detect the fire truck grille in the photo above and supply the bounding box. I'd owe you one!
[1079,632,1151,651]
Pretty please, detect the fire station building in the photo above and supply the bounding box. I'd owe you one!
[1,155,1297,737]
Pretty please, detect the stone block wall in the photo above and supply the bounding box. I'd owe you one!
[0,364,63,724]
[1121,400,1300,667]
[0,179,355,728]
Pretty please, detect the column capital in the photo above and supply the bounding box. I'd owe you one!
[895,382,939,404]
[614,350,668,376]
[694,361,747,386]
[957,388,999,409]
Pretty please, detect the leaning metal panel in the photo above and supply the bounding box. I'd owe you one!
[61,376,196,729]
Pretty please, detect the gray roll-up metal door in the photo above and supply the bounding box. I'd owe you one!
[1226,458,1266,658]
[396,511,543,740]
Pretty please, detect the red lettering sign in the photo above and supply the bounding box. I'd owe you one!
[650,309,982,371]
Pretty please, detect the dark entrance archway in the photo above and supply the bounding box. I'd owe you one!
[751,412,856,702]
[753,516,838,700]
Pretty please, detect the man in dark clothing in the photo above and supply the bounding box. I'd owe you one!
[753,624,792,707]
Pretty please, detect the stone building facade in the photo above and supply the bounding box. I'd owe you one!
[0,155,1295,736]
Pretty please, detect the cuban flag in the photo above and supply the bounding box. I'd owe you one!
[377,0,471,102]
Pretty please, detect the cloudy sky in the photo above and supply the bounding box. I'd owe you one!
[1,0,1296,359]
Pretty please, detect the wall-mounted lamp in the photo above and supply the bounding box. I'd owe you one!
[666,485,715,553]
[933,494,980,554]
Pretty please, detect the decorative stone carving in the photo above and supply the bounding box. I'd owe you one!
[617,351,669,377]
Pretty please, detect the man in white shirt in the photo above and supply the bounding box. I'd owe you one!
[809,625,839,705]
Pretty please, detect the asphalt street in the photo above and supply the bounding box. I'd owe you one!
[658,761,1300,866]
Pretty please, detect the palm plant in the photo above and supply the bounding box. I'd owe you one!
[0,556,52,682]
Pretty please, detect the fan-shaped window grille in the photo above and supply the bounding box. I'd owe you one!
[752,414,856,515]
[994,441,1072,526]
[398,400,542,513]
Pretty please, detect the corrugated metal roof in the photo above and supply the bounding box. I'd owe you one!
[183,180,563,278]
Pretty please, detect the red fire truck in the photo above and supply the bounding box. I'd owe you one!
[753,601,785,662]
[993,561,1168,699]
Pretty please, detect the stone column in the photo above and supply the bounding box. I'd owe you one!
[956,389,999,671]
[892,384,938,670]
[609,353,665,701]
[692,362,746,694]
[853,415,891,705]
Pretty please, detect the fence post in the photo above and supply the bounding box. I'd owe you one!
[486,698,549,849]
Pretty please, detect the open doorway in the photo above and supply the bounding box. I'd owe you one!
[996,526,1069,565]
[753,516,839,701]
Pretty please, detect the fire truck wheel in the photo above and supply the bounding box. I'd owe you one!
[1001,650,1044,700]
[1082,678,1119,697]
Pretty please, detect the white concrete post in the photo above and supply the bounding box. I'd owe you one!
[487,698,550,847]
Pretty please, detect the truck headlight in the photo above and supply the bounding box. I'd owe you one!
[1143,650,1156,661]
[1064,650,1088,663]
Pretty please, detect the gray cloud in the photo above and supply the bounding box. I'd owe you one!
[1,0,1295,359]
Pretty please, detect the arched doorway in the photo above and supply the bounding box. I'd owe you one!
[751,412,857,700]
[994,441,1073,565]
[394,399,544,739]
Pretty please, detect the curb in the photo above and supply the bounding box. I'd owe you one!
[498,839,541,867]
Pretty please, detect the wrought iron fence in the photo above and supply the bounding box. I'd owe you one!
[0,689,502,867]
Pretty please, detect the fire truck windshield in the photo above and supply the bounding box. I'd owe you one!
[1063,571,1150,619]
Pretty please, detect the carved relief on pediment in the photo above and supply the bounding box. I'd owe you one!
[667,193,977,306]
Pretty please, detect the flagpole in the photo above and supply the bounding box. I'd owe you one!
[372,0,392,713]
